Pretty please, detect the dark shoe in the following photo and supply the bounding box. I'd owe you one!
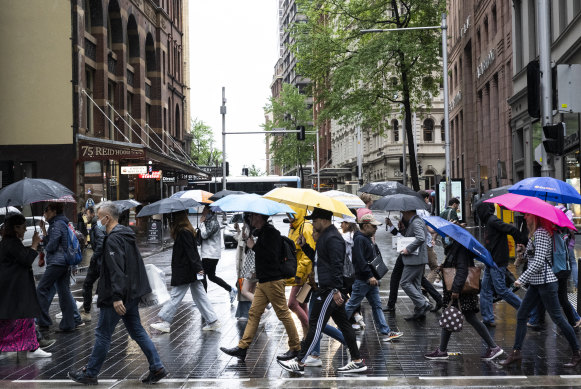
[68,367,98,385]
[430,302,443,312]
[404,313,426,321]
[382,306,395,313]
[420,304,433,316]
[565,350,581,368]
[483,321,496,328]
[38,338,56,348]
[277,349,299,361]
[141,367,168,384]
[481,346,504,361]
[424,348,449,360]
[55,327,78,333]
[220,346,247,361]
[500,350,522,366]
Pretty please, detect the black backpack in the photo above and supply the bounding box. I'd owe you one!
[280,235,298,278]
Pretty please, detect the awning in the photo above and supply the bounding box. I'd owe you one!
[307,167,352,179]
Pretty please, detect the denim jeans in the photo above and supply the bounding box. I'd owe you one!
[308,293,345,357]
[47,283,82,325]
[345,280,390,334]
[158,281,217,324]
[514,281,579,352]
[36,264,76,330]
[569,248,578,288]
[86,298,164,377]
[480,265,522,323]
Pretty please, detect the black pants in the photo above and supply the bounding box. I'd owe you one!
[387,254,442,308]
[440,311,496,351]
[83,257,101,313]
[202,258,232,293]
[557,270,576,326]
[297,289,360,363]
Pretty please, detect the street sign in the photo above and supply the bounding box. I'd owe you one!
[139,171,161,179]
[121,166,147,175]
[198,165,223,177]
[147,220,162,244]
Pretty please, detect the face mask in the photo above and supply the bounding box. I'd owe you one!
[97,217,107,232]
[444,236,452,246]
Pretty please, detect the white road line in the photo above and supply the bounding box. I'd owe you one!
[419,376,528,380]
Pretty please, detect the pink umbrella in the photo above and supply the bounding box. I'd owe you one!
[484,193,576,231]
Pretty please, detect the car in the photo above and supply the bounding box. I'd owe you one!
[222,213,244,249]
[0,216,45,247]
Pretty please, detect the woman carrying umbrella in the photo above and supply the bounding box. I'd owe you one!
[500,213,580,367]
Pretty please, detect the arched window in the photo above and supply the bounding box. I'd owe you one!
[423,118,434,142]
[175,104,181,139]
[392,119,399,142]
[126,16,139,64]
[441,119,446,142]
[145,33,156,75]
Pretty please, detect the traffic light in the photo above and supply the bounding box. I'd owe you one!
[399,156,404,172]
[527,60,540,119]
[296,125,306,141]
[418,165,423,175]
[543,122,565,155]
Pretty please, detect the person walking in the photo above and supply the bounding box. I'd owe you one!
[80,206,105,322]
[68,202,167,385]
[36,202,78,333]
[440,198,460,222]
[199,205,236,303]
[277,207,367,374]
[345,213,403,342]
[424,240,503,361]
[220,212,301,362]
[500,213,581,367]
[476,202,529,327]
[0,214,52,358]
[234,213,255,320]
[150,211,220,333]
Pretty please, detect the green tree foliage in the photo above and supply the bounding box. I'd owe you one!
[248,164,264,176]
[189,118,222,165]
[293,0,445,190]
[263,83,316,184]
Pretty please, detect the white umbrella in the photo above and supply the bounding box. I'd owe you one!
[321,190,365,209]
[0,206,21,215]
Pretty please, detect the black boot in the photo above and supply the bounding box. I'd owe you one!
[220,346,247,361]
[565,350,581,368]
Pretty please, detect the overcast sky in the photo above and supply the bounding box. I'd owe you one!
[188,1,279,176]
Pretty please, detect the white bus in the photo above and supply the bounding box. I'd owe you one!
[188,175,301,195]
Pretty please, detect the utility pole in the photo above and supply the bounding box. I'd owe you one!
[402,113,407,186]
[357,126,363,186]
[441,13,452,203]
[221,87,227,190]
[538,0,554,177]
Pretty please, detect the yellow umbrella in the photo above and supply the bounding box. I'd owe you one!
[264,187,355,217]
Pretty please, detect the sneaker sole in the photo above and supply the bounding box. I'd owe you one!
[383,335,403,342]
[425,355,449,360]
[482,349,504,361]
[338,366,367,373]
[67,372,98,385]
[277,360,304,374]
[150,325,170,333]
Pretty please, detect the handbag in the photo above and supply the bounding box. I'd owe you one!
[442,266,481,294]
[439,300,464,332]
[368,244,389,280]
[295,283,312,304]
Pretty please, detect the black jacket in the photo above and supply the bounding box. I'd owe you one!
[170,229,203,286]
[0,237,42,319]
[96,224,151,307]
[301,224,344,290]
[89,216,105,266]
[352,231,374,281]
[252,223,284,283]
[442,241,475,294]
[476,203,528,267]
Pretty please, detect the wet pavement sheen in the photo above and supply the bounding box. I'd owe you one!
[3,215,581,388]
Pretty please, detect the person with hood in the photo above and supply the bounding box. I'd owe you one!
[80,205,105,322]
[286,207,314,336]
[344,213,403,342]
[68,201,167,385]
[199,205,236,303]
[36,202,78,333]
[476,202,528,327]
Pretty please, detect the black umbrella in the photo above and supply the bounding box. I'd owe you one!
[359,181,421,198]
[136,198,200,218]
[112,199,141,212]
[209,190,247,201]
[472,185,511,213]
[0,178,74,207]
[371,194,430,212]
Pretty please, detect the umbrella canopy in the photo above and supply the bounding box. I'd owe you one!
[508,176,581,204]
[359,181,421,198]
[264,187,354,217]
[137,198,200,218]
[0,206,21,215]
[112,199,141,212]
[321,190,366,209]
[210,193,295,215]
[423,215,497,269]
[209,189,247,201]
[484,193,576,231]
[171,190,214,204]
[472,185,511,212]
[371,194,430,212]
[0,178,75,207]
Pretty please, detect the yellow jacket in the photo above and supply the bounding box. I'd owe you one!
[286,207,315,286]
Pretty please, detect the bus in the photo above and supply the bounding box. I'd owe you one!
[188,175,301,195]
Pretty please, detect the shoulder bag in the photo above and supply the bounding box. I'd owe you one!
[368,243,389,280]
[442,266,481,294]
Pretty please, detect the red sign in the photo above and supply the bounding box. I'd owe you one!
[139,171,161,179]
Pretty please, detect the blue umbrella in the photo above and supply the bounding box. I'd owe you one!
[509,176,581,204]
[422,215,497,269]
[209,193,296,215]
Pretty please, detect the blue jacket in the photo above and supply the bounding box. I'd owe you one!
[352,231,374,281]
[44,214,70,266]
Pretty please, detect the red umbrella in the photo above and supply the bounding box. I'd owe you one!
[484,193,576,231]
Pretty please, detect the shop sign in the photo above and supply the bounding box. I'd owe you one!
[198,165,224,176]
[449,90,462,111]
[139,171,161,179]
[147,220,162,244]
[460,15,471,38]
[162,176,176,183]
[121,166,147,175]
[477,49,495,78]
[79,140,144,161]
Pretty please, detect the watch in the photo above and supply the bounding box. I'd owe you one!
[332,288,339,295]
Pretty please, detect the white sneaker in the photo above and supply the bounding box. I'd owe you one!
[56,312,63,320]
[150,321,171,333]
[352,323,361,331]
[28,348,52,358]
[75,300,83,310]
[337,360,367,373]
[354,313,366,329]
[229,289,238,304]
[304,355,322,367]
[202,320,221,331]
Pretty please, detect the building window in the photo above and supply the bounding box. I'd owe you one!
[85,67,94,134]
[422,119,433,142]
[491,4,497,37]
[84,0,91,33]
[483,16,488,45]
[514,0,523,70]
[441,119,446,143]
[392,119,399,142]
[108,81,116,140]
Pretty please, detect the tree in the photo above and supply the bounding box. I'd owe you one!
[293,0,445,190]
[190,118,222,165]
[248,164,264,176]
[263,83,316,186]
